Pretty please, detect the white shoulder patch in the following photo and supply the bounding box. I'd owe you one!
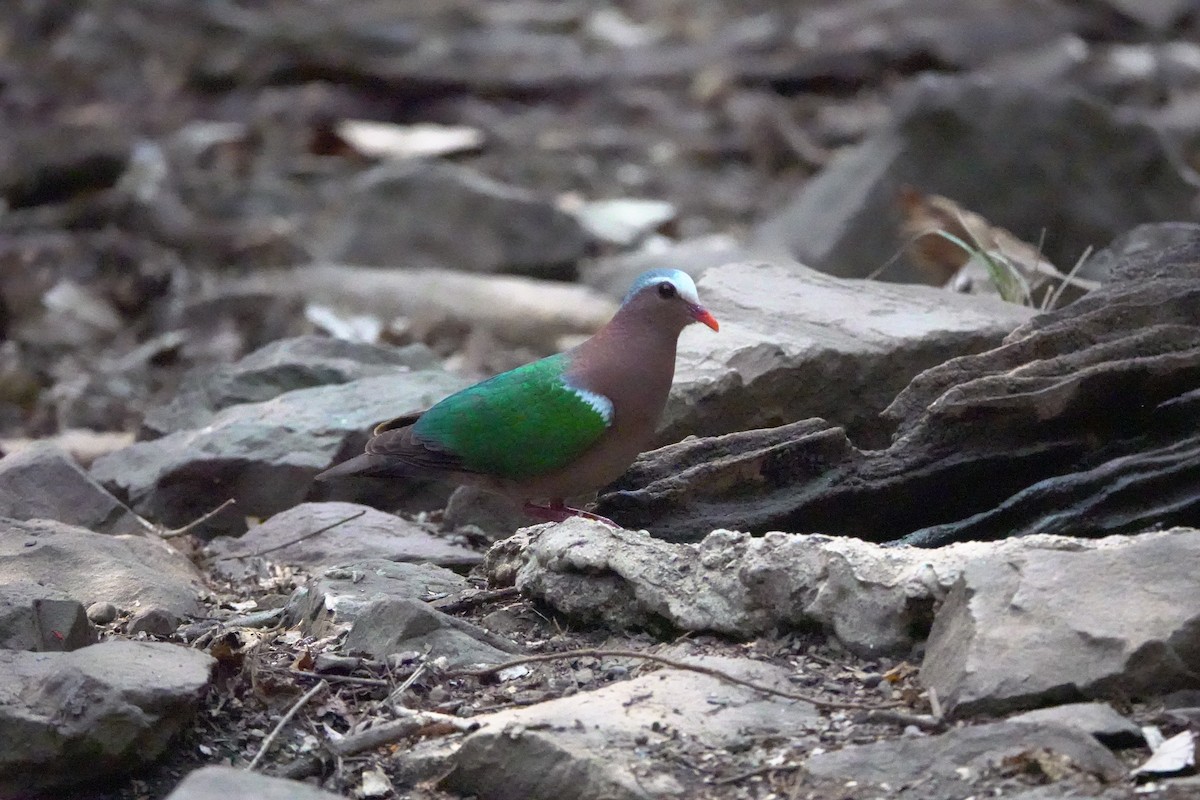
[566,383,614,425]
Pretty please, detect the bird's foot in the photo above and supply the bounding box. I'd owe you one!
[522,501,621,529]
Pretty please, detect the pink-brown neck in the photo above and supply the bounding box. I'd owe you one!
[567,292,693,433]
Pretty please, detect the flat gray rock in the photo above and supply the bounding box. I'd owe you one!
[0,442,142,534]
[91,370,471,535]
[207,502,481,582]
[1011,702,1143,749]
[164,766,345,800]
[661,260,1031,448]
[0,640,215,795]
[922,528,1200,716]
[344,597,519,667]
[753,74,1197,284]
[141,335,438,437]
[284,559,469,637]
[0,517,205,617]
[439,656,819,800]
[805,721,1126,789]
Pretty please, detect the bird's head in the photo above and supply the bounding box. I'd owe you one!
[620,269,719,334]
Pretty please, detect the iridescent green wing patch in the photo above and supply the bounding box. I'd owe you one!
[411,353,611,479]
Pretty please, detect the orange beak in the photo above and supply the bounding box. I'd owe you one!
[691,306,720,331]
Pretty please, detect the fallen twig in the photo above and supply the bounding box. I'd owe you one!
[184,607,286,647]
[332,708,478,758]
[278,707,477,780]
[857,708,948,732]
[714,762,803,786]
[285,669,391,688]
[453,649,904,711]
[209,510,366,562]
[248,679,327,771]
[159,499,238,539]
[433,586,522,614]
[928,686,944,722]
[385,661,428,706]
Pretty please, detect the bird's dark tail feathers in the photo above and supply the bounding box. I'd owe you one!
[314,454,407,481]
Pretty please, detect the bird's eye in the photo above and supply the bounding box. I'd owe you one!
[657,282,677,299]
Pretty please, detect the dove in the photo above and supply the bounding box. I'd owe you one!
[316,269,718,525]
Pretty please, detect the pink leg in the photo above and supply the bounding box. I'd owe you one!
[522,499,620,528]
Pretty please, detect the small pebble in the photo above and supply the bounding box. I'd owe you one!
[86,601,119,624]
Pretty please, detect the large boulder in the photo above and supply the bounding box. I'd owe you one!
[0,641,215,795]
[922,528,1200,717]
[753,75,1198,284]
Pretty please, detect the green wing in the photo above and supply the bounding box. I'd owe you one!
[411,353,611,479]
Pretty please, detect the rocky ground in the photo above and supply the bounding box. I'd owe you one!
[3,1,1200,798]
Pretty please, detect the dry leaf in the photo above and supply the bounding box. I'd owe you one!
[882,662,917,684]
[999,748,1079,782]
[293,648,316,672]
[895,186,1070,306]
[208,629,264,669]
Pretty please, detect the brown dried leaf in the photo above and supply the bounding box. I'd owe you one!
[882,662,917,684]
[208,629,264,669]
[896,186,1062,299]
[998,748,1080,782]
[293,648,316,672]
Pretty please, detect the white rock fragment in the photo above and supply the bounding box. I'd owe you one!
[336,120,484,160]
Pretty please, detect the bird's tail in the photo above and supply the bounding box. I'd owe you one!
[314,454,404,481]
